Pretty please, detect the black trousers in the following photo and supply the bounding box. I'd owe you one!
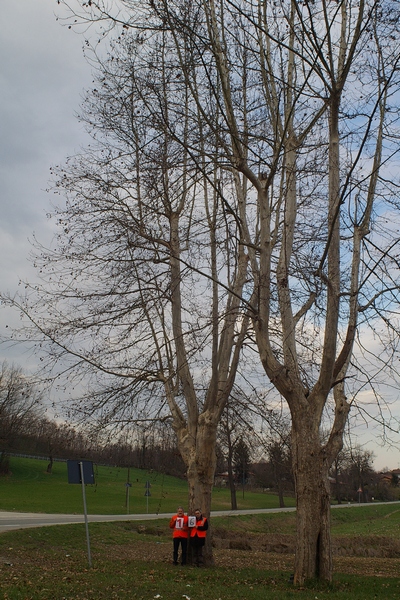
[191,537,205,566]
[173,537,188,565]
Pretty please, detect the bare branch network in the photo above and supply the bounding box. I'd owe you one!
[2,0,400,584]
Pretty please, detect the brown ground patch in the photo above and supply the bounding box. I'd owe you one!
[108,538,400,578]
[213,530,400,558]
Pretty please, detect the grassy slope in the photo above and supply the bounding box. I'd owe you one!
[1,456,295,514]
[213,503,400,537]
[2,457,400,538]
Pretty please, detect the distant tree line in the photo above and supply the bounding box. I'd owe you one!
[1,362,398,504]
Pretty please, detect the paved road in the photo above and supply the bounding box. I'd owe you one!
[1,502,398,533]
[0,507,296,533]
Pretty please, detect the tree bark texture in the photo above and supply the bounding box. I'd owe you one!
[174,409,218,565]
[291,418,332,583]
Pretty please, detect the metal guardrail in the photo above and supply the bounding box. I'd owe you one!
[6,452,66,463]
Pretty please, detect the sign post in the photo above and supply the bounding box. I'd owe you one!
[144,481,151,514]
[125,482,132,514]
[80,462,92,568]
[67,459,94,568]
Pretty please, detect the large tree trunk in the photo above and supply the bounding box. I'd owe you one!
[292,422,332,584]
[186,459,215,566]
[176,411,218,566]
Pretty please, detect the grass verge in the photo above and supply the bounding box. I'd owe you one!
[1,522,400,599]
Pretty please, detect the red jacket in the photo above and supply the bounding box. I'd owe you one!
[169,514,189,538]
[190,516,208,538]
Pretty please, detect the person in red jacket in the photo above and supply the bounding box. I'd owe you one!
[190,508,208,567]
[169,506,189,565]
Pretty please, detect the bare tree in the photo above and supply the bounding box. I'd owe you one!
[33,419,90,472]
[330,448,348,505]
[233,437,251,491]
[3,27,251,565]
[0,363,43,473]
[217,388,287,508]
[265,434,293,509]
[137,0,400,583]
[346,446,376,503]
[5,0,400,582]
[218,390,261,509]
[217,403,241,510]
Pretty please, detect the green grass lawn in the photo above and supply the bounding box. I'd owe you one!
[1,456,295,514]
[211,503,400,537]
[330,503,400,536]
[2,458,400,599]
[0,522,399,599]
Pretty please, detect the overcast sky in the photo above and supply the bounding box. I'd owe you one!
[1,0,399,470]
[0,0,91,361]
